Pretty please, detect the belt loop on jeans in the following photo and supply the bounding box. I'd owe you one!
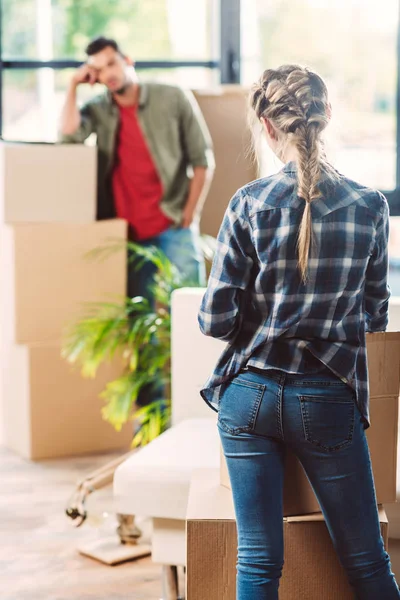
[279,371,286,386]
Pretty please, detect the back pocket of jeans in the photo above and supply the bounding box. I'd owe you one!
[218,378,265,436]
[299,396,355,451]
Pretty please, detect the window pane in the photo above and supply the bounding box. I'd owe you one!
[53,0,217,60]
[3,0,37,59]
[241,0,399,191]
[4,0,217,61]
[3,67,218,142]
[4,71,41,140]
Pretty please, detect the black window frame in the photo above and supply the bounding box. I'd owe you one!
[1,0,400,215]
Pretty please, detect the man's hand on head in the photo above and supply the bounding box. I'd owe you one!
[71,64,98,88]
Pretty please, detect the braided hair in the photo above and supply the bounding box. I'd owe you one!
[250,65,337,281]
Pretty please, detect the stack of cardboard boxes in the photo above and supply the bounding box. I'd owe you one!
[0,142,132,459]
[186,332,400,599]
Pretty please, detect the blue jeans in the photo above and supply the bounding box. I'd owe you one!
[218,368,400,600]
[127,224,206,305]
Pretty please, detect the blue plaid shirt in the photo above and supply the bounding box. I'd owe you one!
[198,161,390,427]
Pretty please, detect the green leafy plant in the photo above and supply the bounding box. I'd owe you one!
[62,237,215,448]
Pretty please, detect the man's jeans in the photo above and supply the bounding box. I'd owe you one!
[218,368,400,600]
[128,224,205,406]
[128,223,206,305]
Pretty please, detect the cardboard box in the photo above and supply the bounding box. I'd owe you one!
[1,342,132,459]
[0,142,96,223]
[220,446,321,516]
[221,332,400,509]
[186,469,388,600]
[193,87,258,238]
[367,332,400,397]
[220,392,400,511]
[1,219,127,344]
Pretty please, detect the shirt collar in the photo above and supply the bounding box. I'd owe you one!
[282,161,297,174]
[105,82,149,111]
[280,161,353,218]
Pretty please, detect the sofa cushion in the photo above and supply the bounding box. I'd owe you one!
[114,418,219,520]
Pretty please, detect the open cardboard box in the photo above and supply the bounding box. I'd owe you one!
[193,87,257,239]
[221,332,400,512]
[187,469,388,600]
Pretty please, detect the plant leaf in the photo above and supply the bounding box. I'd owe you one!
[62,234,216,443]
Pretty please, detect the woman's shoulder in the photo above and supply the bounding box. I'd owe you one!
[233,168,387,219]
[236,169,299,212]
[332,172,387,216]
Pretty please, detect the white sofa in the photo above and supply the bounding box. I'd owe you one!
[113,288,224,596]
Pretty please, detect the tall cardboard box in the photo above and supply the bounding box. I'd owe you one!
[1,219,127,344]
[186,469,389,600]
[2,342,132,459]
[193,87,257,238]
[0,142,96,223]
[220,331,400,509]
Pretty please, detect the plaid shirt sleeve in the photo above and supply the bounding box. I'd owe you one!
[365,193,391,332]
[198,190,255,342]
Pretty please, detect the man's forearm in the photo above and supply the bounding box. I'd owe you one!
[185,166,214,215]
[60,84,81,136]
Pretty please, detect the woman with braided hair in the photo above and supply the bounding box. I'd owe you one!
[199,65,399,599]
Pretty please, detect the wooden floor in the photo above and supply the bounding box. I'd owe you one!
[2,445,400,600]
[0,447,163,600]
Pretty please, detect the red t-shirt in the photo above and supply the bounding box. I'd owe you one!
[112,104,172,241]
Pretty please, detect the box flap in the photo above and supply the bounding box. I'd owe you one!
[285,513,324,523]
[285,507,387,525]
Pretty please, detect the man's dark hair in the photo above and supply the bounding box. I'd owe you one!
[85,36,124,57]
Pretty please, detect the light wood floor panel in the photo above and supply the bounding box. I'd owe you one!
[0,447,162,600]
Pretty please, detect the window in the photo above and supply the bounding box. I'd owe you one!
[241,0,399,192]
[51,0,217,62]
[2,0,219,141]
[242,0,400,293]
[3,0,217,61]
